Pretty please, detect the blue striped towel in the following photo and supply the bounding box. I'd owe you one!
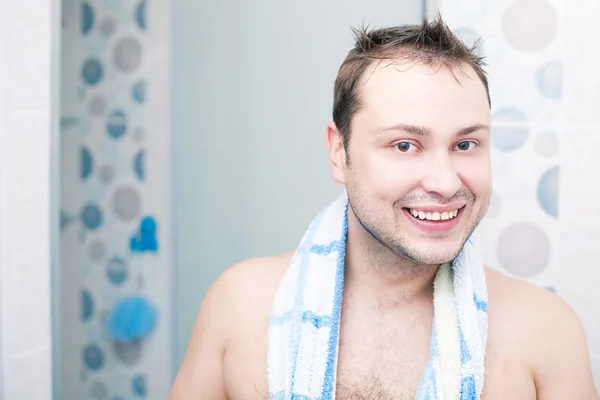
[268,191,488,399]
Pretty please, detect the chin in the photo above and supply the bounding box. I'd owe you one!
[397,236,468,265]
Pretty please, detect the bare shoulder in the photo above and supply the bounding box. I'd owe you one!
[485,267,599,398]
[485,266,574,321]
[206,250,294,337]
[485,266,585,350]
[217,250,293,307]
[168,251,293,399]
[485,266,586,337]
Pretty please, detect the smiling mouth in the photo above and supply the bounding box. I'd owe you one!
[405,206,465,221]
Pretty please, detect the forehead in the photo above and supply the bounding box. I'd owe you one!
[353,60,490,132]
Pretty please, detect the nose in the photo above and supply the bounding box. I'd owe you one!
[420,153,462,199]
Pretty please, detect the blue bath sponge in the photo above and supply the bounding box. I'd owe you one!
[106,296,157,343]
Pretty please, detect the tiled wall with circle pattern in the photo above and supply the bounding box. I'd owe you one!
[440,0,562,292]
[441,0,600,385]
[60,0,173,398]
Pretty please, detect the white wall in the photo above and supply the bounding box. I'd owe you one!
[0,0,58,399]
[172,0,425,371]
[558,1,600,387]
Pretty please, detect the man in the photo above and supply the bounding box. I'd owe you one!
[169,16,599,399]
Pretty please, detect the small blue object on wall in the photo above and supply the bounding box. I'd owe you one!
[106,256,129,286]
[82,2,95,35]
[61,209,78,230]
[133,150,145,181]
[82,289,94,322]
[82,58,103,86]
[132,374,147,397]
[131,80,147,103]
[537,165,559,218]
[130,216,158,253]
[83,343,105,371]
[106,296,157,343]
[107,109,128,140]
[81,203,103,230]
[135,0,146,31]
[80,147,94,180]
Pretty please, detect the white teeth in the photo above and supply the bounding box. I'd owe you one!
[409,208,460,221]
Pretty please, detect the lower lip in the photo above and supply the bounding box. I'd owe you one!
[403,207,464,232]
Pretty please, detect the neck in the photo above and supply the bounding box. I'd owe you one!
[344,208,440,305]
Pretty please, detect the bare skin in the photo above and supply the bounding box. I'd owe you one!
[169,251,598,399]
[169,60,599,398]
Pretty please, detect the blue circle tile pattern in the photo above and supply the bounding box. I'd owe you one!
[134,150,145,181]
[60,209,78,230]
[497,223,551,277]
[81,147,94,180]
[132,80,147,103]
[74,0,157,397]
[536,61,562,99]
[99,16,117,37]
[491,108,529,152]
[82,3,95,35]
[537,165,559,218]
[82,289,94,322]
[82,58,104,86]
[113,37,143,73]
[107,256,128,286]
[99,165,115,184]
[132,374,147,397]
[113,186,142,222]
[83,344,105,371]
[112,340,143,366]
[107,110,128,139]
[135,1,146,31]
[502,0,559,53]
[81,203,103,230]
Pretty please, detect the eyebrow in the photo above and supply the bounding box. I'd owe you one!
[374,123,490,137]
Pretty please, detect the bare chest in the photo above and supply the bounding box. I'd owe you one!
[333,304,433,400]
[223,311,536,400]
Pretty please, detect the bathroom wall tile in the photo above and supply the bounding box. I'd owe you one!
[7,109,52,355]
[557,127,600,358]
[7,0,51,110]
[440,0,600,385]
[592,353,600,394]
[12,347,52,400]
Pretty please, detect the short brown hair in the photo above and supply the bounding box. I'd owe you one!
[332,14,490,149]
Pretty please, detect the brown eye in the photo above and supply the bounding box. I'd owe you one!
[455,141,476,151]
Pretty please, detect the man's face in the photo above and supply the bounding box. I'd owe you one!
[328,60,492,265]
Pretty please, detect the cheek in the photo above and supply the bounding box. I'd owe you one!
[458,158,492,198]
[351,152,417,200]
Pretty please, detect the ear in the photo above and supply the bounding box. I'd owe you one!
[326,122,347,184]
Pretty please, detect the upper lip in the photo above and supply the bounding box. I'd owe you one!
[404,203,466,212]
